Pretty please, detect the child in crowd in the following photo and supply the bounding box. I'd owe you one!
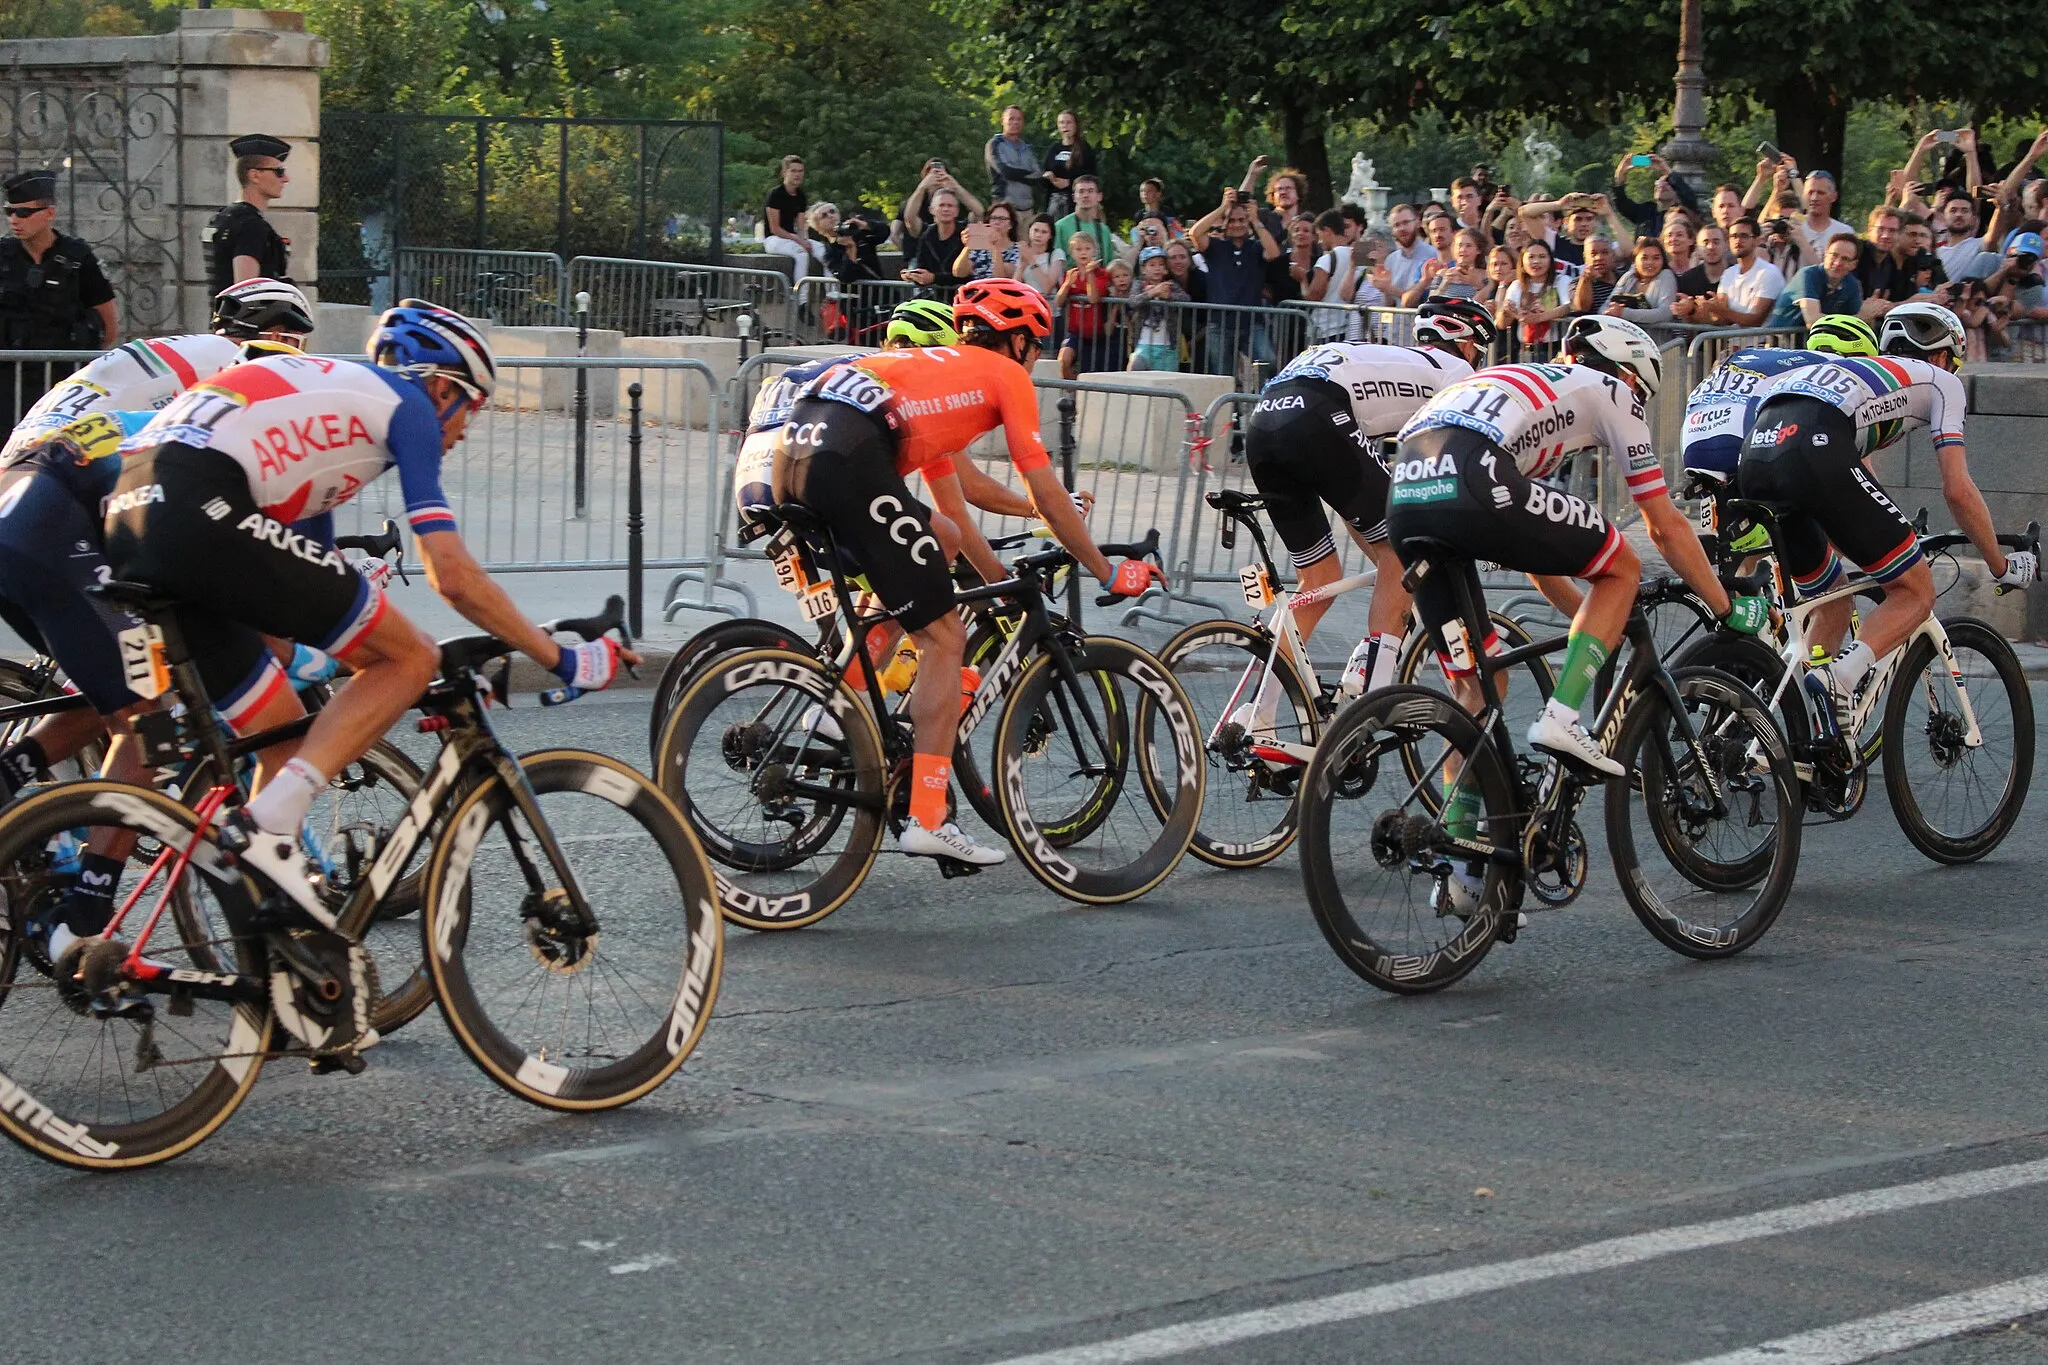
[1127,246,1189,371]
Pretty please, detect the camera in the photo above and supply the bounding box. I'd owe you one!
[1764,217,1792,239]
[1934,130,1958,145]
[1756,140,1782,162]
[1910,250,1939,274]
[1610,293,1647,309]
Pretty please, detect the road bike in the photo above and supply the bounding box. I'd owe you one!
[654,503,1203,929]
[1672,498,2037,863]
[1153,489,1555,869]
[1296,548,1802,995]
[0,587,721,1170]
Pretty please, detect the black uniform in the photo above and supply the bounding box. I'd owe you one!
[205,201,290,298]
[0,232,114,429]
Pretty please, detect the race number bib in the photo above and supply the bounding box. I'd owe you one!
[812,366,888,413]
[117,623,170,699]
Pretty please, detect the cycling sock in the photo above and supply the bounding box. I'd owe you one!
[1551,631,1610,713]
[1441,779,1481,841]
[245,757,329,836]
[1367,632,1403,693]
[0,735,48,799]
[910,753,952,833]
[1825,640,1875,693]
[64,851,125,934]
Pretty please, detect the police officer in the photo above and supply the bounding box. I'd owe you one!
[206,133,292,298]
[0,169,117,431]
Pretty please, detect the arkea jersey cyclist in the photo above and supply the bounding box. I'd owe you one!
[2,334,242,463]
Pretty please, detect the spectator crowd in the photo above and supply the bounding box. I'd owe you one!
[757,111,2048,376]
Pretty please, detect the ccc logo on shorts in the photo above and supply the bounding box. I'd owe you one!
[869,495,941,566]
[786,421,829,448]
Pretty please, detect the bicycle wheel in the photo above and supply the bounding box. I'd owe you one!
[1674,629,1883,768]
[0,781,271,1170]
[1296,686,1513,994]
[655,647,884,930]
[1606,666,1801,958]
[646,618,812,764]
[1397,610,1556,810]
[423,750,722,1111]
[1881,616,2034,863]
[954,612,1015,833]
[0,659,102,784]
[1152,617,1316,869]
[999,637,1201,903]
[309,740,436,1036]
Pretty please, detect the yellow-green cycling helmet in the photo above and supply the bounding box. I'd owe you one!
[1804,313,1879,358]
[885,297,959,348]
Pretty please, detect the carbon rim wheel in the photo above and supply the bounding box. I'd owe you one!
[1882,617,2034,864]
[1398,610,1556,811]
[1152,617,1315,869]
[1606,667,1801,959]
[656,647,884,930]
[646,618,812,765]
[0,782,271,1170]
[998,638,1201,904]
[1297,686,1510,995]
[424,752,722,1111]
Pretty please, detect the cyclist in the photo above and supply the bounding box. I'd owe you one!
[2,277,315,463]
[1230,300,1495,742]
[775,277,1159,866]
[1736,301,2035,731]
[1681,313,1879,560]
[94,301,635,1025]
[1391,315,1770,782]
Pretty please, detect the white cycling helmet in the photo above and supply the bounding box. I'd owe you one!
[211,277,314,340]
[1563,314,1662,396]
[1879,301,1965,363]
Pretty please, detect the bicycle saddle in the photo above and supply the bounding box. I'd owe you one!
[1206,489,1267,514]
[89,579,179,617]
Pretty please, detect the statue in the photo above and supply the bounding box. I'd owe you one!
[1343,153,1388,221]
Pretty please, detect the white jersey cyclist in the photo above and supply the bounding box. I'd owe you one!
[1399,358,1666,502]
[123,352,458,535]
[1753,354,1967,460]
[1271,342,1476,438]
[735,356,845,524]
[3,335,242,463]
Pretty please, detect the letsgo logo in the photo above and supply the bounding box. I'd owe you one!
[1750,421,1799,448]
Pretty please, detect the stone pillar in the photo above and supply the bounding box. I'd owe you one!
[172,10,328,331]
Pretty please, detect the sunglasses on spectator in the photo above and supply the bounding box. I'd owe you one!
[252,165,288,177]
[3,205,50,218]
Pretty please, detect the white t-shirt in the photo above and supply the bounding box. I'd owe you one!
[1717,257,1786,319]
[1269,342,1476,438]
[1401,361,1665,500]
[1309,246,1357,339]
[4,334,243,462]
[1936,235,1988,281]
[1792,215,1857,270]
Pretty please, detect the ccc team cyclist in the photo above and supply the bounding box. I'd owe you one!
[1233,299,1495,742]
[775,278,1160,867]
[95,301,634,1037]
[1391,315,1770,778]
[1735,301,2035,728]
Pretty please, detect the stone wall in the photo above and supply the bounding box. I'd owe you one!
[0,10,326,336]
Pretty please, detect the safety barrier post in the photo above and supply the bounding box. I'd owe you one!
[572,290,591,518]
[627,381,645,636]
[1058,392,1081,624]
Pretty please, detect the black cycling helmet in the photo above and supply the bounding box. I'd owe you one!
[211,277,314,341]
[1414,298,1498,351]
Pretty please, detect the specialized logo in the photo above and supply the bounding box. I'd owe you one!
[234,512,346,571]
[868,494,940,565]
[1523,484,1606,530]
[104,483,165,516]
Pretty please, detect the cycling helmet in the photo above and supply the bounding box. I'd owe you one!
[886,297,959,347]
[1879,301,1965,365]
[953,278,1053,340]
[1413,299,1498,351]
[1804,313,1879,358]
[1563,314,1662,396]
[368,298,497,402]
[211,277,313,340]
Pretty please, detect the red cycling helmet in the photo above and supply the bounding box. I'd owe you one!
[953,279,1053,340]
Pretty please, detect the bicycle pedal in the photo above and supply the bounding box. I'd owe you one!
[89,986,154,1022]
[309,1050,369,1077]
[936,857,982,879]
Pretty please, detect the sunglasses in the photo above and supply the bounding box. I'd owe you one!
[252,165,288,177]
[3,205,49,219]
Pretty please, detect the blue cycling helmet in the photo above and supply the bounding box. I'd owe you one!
[368,298,497,402]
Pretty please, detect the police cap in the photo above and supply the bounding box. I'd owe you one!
[228,134,291,161]
[3,170,56,204]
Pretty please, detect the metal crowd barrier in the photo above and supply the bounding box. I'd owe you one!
[396,248,568,327]
[566,258,799,346]
[1276,300,1421,346]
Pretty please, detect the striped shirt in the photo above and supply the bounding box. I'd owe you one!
[3,334,242,463]
[1401,361,1666,501]
[1758,355,1966,457]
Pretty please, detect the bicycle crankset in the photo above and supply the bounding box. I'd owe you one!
[1807,741,1867,820]
[1522,813,1588,908]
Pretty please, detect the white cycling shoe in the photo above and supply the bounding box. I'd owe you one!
[798,703,845,743]
[224,813,338,929]
[896,821,1007,866]
[1227,701,1279,742]
[1526,705,1623,779]
[1432,866,1487,919]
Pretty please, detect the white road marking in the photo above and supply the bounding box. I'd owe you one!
[986,1156,2048,1365]
[607,1253,676,1276]
[1684,1271,2048,1364]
